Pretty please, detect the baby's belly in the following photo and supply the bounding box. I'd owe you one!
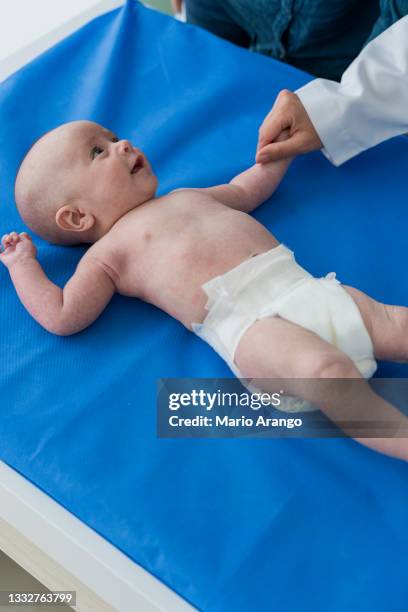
[141,219,280,328]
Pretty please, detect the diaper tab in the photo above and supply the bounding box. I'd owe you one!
[201,245,298,306]
[200,276,229,311]
[324,272,340,283]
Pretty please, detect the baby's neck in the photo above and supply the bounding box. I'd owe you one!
[90,196,158,243]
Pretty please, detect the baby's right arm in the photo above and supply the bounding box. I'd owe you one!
[0,232,115,335]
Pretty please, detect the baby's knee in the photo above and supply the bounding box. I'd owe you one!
[300,351,359,380]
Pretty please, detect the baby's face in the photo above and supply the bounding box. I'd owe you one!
[53,121,158,229]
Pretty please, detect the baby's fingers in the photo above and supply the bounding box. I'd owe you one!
[8,232,20,245]
[1,234,12,250]
[19,232,32,241]
[1,232,21,251]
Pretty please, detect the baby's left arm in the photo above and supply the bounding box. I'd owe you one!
[202,157,292,213]
[198,128,292,212]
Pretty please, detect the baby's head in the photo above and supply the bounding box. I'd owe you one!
[15,120,158,245]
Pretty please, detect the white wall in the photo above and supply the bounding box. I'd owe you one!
[0,1,105,61]
[0,0,124,81]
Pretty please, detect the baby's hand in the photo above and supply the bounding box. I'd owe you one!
[0,232,37,269]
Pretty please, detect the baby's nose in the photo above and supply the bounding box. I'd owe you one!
[117,139,133,154]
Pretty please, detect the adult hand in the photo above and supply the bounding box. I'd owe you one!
[171,0,183,13]
[256,90,323,163]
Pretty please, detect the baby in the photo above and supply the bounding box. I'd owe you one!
[2,120,408,461]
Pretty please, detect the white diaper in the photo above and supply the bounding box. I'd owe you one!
[192,244,377,413]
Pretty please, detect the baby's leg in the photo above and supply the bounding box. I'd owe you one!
[234,317,408,462]
[344,286,408,362]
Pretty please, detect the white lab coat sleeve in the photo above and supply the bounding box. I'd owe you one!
[296,16,408,166]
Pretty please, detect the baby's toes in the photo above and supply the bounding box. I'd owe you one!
[19,232,32,242]
[10,232,20,244]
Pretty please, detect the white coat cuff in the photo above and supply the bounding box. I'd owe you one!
[296,80,362,166]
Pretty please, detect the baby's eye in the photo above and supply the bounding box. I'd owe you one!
[91,145,104,159]
[111,136,119,143]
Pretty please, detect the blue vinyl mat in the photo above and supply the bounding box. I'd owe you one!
[0,2,407,610]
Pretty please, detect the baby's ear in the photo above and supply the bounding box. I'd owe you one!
[55,205,95,233]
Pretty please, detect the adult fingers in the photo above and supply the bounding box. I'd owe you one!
[257,109,292,153]
[256,90,294,152]
[256,134,305,163]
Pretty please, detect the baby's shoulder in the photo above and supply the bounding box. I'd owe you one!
[167,187,198,197]
[80,239,120,284]
[84,233,116,265]
[166,186,214,202]
[169,187,194,193]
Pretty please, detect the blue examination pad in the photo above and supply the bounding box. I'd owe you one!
[0,2,407,610]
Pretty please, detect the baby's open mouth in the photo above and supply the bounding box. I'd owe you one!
[131,155,144,174]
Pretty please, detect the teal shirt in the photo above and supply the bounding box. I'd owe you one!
[219,0,380,80]
[186,0,390,80]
